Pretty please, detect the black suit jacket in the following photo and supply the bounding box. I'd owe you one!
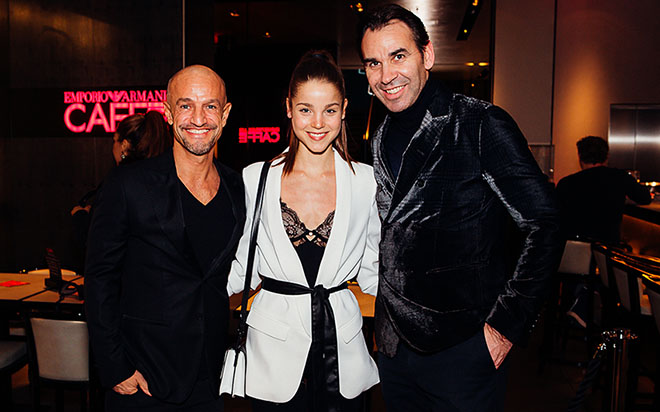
[85,150,245,403]
[372,82,563,356]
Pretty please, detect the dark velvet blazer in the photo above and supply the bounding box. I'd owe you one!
[372,82,563,356]
[85,149,245,403]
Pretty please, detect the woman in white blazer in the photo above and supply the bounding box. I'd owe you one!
[227,50,380,411]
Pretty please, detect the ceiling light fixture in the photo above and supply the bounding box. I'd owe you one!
[349,3,365,13]
[457,0,482,41]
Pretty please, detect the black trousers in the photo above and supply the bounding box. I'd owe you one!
[378,329,509,412]
[104,378,223,412]
[251,381,364,412]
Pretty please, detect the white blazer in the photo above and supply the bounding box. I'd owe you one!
[227,150,380,402]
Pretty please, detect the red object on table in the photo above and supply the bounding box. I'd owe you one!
[0,280,30,287]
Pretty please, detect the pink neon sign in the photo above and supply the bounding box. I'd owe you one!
[239,127,281,144]
[63,89,167,134]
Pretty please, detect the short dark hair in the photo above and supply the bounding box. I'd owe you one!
[274,50,354,175]
[357,4,430,60]
[576,136,609,165]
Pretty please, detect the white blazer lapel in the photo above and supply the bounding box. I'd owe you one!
[265,162,308,285]
[315,150,351,286]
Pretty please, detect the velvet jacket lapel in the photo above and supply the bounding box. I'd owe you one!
[373,82,452,222]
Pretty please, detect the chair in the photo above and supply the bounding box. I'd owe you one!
[608,257,654,411]
[592,243,627,327]
[0,338,28,411]
[26,313,96,412]
[539,239,596,370]
[643,274,660,410]
[610,257,652,319]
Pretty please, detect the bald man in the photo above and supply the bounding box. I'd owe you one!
[86,65,245,411]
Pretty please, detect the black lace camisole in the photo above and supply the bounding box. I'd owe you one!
[280,200,334,287]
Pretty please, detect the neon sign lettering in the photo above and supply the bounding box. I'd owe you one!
[63,89,167,134]
[239,127,281,144]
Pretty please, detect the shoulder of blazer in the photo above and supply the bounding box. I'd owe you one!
[347,161,377,189]
[99,150,172,190]
[215,159,244,198]
[350,161,374,176]
[242,160,276,189]
[109,149,175,184]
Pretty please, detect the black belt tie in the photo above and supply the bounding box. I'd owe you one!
[261,277,347,412]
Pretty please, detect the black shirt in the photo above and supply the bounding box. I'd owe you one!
[180,179,236,380]
[555,166,652,244]
[383,79,436,179]
[180,180,235,274]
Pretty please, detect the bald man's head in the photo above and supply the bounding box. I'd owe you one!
[166,65,227,107]
[164,65,232,157]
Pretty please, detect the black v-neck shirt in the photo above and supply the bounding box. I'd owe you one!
[179,180,235,274]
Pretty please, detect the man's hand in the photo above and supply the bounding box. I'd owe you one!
[483,323,513,369]
[113,370,152,396]
[70,205,91,216]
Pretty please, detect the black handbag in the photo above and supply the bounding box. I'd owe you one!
[219,161,270,397]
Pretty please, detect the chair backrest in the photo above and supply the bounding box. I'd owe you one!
[646,286,660,335]
[610,257,644,315]
[592,243,611,288]
[27,268,77,276]
[29,317,89,381]
[558,240,593,275]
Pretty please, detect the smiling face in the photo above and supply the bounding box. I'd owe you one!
[287,79,347,156]
[361,20,434,113]
[164,66,232,157]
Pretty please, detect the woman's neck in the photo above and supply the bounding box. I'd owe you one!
[291,146,335,176]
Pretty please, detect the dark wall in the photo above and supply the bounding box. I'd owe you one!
[0,0,195,272]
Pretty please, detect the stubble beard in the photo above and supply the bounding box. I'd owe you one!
[174,129,220,156]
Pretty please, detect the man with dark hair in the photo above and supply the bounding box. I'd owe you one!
[86,65,245,411]
[358,4,563,410]
[576,135,609,165]
[557,135,652,245]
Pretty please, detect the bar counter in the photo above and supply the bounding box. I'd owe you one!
[622,201,660,257]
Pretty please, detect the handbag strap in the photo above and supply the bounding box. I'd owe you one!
[235,161,271,346]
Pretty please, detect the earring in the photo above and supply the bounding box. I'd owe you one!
[120,153,126,160]
[367,85,374,96]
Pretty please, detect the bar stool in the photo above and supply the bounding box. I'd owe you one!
[539,239,596,370]
[592,243,625,327]
[641,272,660,410]
[609,256,654,411]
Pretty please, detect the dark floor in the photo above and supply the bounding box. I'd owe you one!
[6,315,657,411]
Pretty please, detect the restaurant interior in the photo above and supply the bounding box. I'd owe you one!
[1,0,660,410]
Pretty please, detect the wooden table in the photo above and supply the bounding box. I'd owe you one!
[0,272,84,310]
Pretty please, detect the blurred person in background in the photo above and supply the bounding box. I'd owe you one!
[70,111,172,272]
[556,135,652,327]
[556,135,652,246]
